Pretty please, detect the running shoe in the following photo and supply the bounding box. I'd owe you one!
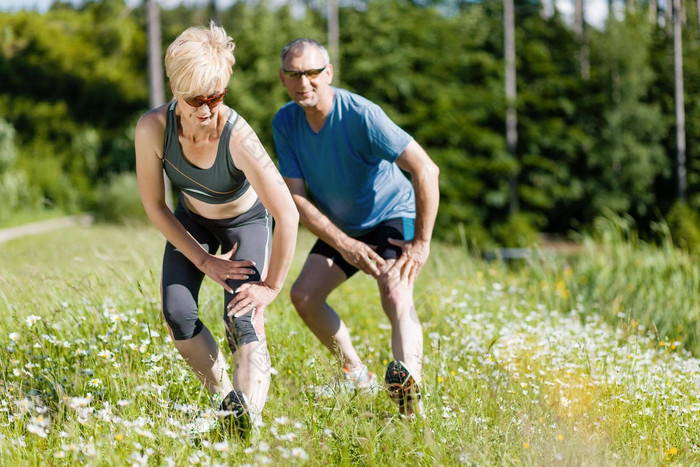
[384,360,424,416]
[342,365,380,393]
[218,389,251,440]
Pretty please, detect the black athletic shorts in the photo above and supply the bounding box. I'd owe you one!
[309,217,415,278]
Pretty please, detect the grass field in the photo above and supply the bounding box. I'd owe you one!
[0,221,699,465]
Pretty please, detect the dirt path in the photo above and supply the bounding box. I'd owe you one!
[0,214,94,246]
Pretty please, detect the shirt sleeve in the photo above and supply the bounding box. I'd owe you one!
[272,112,303,179]
[363,104,413,163]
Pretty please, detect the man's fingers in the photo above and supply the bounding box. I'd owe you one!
[367,249,386,267]
[367,263,381,277]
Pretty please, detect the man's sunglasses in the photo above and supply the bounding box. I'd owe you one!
[282,65,327,80]
[183,89,228,109]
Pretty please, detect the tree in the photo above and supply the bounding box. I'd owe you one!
[504,0,518,214]
[146,0,172,209]
[673,0,687,200]
[585,18,667,220]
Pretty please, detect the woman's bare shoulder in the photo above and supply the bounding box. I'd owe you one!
[136,103,170,133]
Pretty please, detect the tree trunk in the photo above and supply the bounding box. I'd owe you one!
[649,0,657,23]
[327,0,339,82]
[147,0,173,210]
[504,0,518,214]
[673,0,687,200]
[575,0,590,79]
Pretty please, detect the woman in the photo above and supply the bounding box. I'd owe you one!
[134,22,298,436]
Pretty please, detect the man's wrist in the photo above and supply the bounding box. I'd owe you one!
[333,233,354,253]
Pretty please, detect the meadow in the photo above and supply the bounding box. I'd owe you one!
[0,219,698,465]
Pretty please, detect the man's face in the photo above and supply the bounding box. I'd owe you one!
[279,47,332,110]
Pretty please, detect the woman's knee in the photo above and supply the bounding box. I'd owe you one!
[162,303,201,340]
[223,308,264,354]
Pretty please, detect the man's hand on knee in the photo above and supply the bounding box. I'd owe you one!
[339,237,385,278]
[386,238,430,285]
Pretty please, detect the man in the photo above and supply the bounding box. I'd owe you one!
[272,38,439,416]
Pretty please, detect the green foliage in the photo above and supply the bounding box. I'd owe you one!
[492,211,542,247]
[91,171,148,224]
[0,171,38,221]
[516,10,591,232]
[666,201,700,255]
[0,118,40,220]
[0,116,17,172]
[0,2,148,211]
[585,18,668,219]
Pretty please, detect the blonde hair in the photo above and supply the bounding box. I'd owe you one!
[165,22,235,99]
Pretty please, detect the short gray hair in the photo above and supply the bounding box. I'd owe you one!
[280,38,330,68]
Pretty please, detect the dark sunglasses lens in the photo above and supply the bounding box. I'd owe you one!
[284,70,302,79]
[184,93,224,108]
[184,97,201,107]
[306,69,322,78]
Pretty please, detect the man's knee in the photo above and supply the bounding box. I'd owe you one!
[378,272,412,305]
[290,281,317,314]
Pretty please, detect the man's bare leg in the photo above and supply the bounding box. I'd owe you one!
[290,254,363,371]
[378,259,423,381]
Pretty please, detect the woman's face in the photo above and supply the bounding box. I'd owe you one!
[178,89,227,126]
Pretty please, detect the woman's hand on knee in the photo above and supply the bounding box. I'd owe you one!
[226,281,279,318]
[201,243,257,293]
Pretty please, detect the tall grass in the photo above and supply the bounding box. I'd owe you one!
[0,222,698,465]
[522,214,700,353]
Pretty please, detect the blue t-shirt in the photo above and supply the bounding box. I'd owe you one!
[273,87,415,236]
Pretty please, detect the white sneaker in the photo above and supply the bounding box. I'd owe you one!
[342,365,380,394]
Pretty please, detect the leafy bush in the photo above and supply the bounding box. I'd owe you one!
[0,117,17,172]
[92,171,148,224]
[666,201,700,255]
[492,212,542,247]
[0,171,39,221]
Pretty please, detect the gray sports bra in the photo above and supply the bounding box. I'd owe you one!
[162,101,250,204]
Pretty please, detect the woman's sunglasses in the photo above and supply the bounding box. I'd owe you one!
[183,89,228,109]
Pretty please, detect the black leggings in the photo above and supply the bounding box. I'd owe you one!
[161,195,272,353]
